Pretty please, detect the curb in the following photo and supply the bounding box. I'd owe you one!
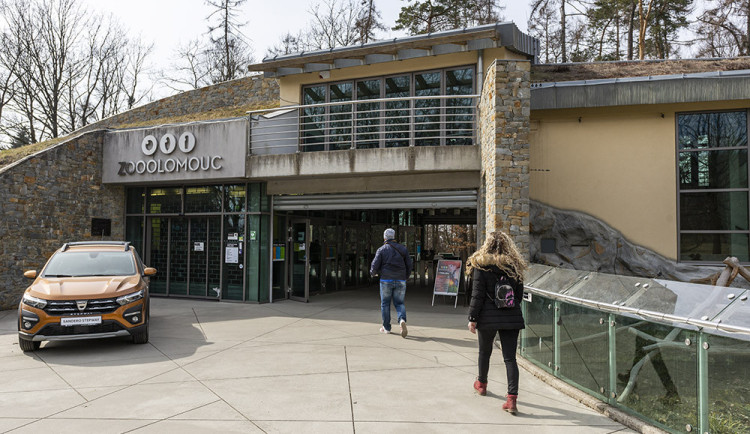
[516,356,670,434]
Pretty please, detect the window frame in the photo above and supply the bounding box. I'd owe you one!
[676,108,750,264]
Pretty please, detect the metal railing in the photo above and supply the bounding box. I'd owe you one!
[248,94,478,155]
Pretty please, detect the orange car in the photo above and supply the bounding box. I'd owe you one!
[18,241,156,352]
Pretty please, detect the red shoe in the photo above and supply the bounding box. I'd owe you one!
[473,380,487,396]
[502,394,518,414]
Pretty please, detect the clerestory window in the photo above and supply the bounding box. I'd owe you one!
[300,66,475,151]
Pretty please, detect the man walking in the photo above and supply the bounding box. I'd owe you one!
[370,228,413,338]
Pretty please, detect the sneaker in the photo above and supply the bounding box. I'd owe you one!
[379,326,391,334]
[399,320,408,338]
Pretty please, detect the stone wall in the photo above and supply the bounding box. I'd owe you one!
[478,60,531,257]
[0,131,123,309]
[80,76,279,132]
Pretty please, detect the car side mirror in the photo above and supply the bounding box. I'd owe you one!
[23,270,37,279]
[143,267,157,276]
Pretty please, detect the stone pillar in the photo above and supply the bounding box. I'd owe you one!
[478,60,531,257]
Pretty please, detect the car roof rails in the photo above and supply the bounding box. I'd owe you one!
[61,241,131,252]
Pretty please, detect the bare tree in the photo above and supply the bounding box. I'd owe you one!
[266,31,305,58]
[530,0,587,63]
[695,0,750,57]
[164,39,213,91]
[205,0,254,83]
[0,32,20,132]
[355,0,386,44]
[67,15,123,130]
[25,0,86,138]
[307,0,360,49]
[528,0,562,62]
[0,0,156,145]
[120,38,155,110]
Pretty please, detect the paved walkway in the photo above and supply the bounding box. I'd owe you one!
[0,290,635,433]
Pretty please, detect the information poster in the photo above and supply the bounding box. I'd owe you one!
[433,260,462,295]
[225,244,239,264]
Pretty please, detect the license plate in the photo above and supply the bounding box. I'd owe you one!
[60,316,102,326]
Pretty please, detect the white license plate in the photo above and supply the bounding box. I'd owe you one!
[60,316,102,326]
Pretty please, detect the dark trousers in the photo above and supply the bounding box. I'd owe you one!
[477,328,520,395]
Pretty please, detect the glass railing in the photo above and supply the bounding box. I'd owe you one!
[248,94,478,155]
[521,264,750,434]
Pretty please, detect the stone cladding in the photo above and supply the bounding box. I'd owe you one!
[478,60,531,257]
[0,131,124,309]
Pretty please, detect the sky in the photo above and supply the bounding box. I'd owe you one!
[81,0,533,68]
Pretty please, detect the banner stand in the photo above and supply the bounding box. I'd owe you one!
[431,259,462,308]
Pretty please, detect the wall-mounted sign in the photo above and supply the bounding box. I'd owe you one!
[193,242,204,252]
[225,246,239,264]
[103,119,247,184]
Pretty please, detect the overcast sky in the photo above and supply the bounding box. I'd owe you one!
[82,0,533,67]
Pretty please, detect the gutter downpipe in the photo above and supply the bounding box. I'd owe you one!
[477,49,484,97]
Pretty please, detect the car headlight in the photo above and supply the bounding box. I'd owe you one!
[22,293,47,309]
[116,290,143,306]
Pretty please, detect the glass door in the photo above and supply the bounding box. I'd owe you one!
[169,218,189,296]
[288,218,309,302]
[148,217,169,295]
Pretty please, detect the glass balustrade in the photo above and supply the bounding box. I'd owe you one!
[521,264,750,434]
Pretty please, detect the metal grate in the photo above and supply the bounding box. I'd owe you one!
[37,321,125,337]
[44,298,120,315]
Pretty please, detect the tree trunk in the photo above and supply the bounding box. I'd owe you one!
[627,1,636,60]
[560,1,567,62]
[638,0,645,60]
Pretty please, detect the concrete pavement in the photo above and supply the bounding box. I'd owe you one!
[0,290,636,433]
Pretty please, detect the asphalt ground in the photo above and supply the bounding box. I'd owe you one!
[0,289,637,433]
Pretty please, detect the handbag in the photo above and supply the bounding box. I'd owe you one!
[488,274,515,309]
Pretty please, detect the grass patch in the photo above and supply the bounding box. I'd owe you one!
[0,138,65,169]
[110,102,278,130]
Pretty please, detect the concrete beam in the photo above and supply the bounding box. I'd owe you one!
[266,171,480,195]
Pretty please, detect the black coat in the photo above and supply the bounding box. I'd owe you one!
[468,264,525,330]
[370,241,413,281]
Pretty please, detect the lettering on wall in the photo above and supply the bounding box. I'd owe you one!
[117,132,224,176]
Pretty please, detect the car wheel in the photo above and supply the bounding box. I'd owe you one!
[19,336,40,352]
[132,327,149,344]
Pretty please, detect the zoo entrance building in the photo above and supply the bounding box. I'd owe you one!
[2,22,750,307]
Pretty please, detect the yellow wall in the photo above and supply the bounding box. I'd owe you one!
[278,47,523,105]
[530,100,750,260]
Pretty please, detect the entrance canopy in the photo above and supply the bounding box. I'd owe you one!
[273,190,478,211]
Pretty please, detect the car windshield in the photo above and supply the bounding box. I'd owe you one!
[41,251,136,277]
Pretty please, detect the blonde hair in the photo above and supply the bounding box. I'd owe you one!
[465,231,528,281]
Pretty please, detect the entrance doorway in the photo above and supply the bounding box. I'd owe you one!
[146,216,222,299]
[289,218,309,301]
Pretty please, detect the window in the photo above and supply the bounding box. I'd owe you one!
[91,218,112,237]
[301,66,475,150]
[677,111,750,262]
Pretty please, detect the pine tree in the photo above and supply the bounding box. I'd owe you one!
[393,0,504,35]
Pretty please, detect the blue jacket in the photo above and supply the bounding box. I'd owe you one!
[370,241,413,281]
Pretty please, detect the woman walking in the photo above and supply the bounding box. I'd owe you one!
[466,230,527,414]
